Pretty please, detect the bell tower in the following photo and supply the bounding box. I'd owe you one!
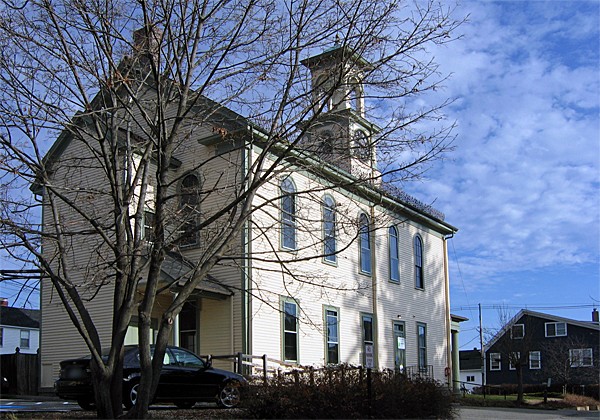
[301,45,381,183]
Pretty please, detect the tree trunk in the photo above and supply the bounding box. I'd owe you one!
[516,364,524,404]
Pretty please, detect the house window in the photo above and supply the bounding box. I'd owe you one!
[414,235,424,289]
[359,214,371,275]
[20,330,30,349]
[393,321,406,372]
[282,298,299,362]
[529,351,541,370]
[325,307,339,364]
[143,210,155,242]
[569,348,593,367]
[509,352,520,370]
[511,324,525,339]
[362,313,374,366]
[323,196,336,263]
[179,173,200,247]
[388,226,399,282]
[490,353,501,371]
[466,375,475,382]
[545,322,567,337]
[281,177,296,250]
[417,323,427,371]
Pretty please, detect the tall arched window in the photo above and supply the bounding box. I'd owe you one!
[359,213,371,275]
[179,173,200,247]
[389,226,399,282]
[281,177,296,250]
[323,196,336,263]
[414,235,424,289]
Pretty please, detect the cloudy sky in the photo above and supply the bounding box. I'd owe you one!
[403,0,600,348]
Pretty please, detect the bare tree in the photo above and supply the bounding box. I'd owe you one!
[541,336,600,394]
[0,0,462,418]
[486,307,536,404]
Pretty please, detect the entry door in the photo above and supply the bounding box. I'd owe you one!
[179,300,198,353]
[393,321,406,372]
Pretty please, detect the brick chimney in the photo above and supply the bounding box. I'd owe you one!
[593,308,599,323]
[133,25,162,67]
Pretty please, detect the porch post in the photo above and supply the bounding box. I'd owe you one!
[173,292,180,347]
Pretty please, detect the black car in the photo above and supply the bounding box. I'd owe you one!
[55,345,247,410]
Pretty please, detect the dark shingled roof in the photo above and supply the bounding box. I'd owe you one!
[0,306,40,329]
[460,349,482,370]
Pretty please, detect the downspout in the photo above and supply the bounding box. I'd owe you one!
[443,234,453,388]
[370,204,378,368]
[241,133,252,357]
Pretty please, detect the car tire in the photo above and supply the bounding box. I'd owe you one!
[123,380,139,410]
[174,400,196,409]
[216,381,241,408]
[77,398,96,411]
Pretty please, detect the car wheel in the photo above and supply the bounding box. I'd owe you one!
[77,398,96,411]
[217,381,241,408]
[123,380,139,410]
[174,400,196,409]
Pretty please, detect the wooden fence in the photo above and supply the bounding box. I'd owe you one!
[0,350,39,395]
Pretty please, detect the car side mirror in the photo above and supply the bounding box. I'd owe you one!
[204,359,212,369]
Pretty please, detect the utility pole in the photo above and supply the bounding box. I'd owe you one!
[479,303,485,396]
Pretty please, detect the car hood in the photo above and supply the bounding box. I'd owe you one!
[209,367,247,383]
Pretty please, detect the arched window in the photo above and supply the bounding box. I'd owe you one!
[318,131,334,154]
[179,173,200,247]
[414,235,424,289]
[281,177,296,250]
[389,226,399,282]
[353,130,370,162]
[323,196,336,263]
[359,213,371,275]
[315,75,330,112]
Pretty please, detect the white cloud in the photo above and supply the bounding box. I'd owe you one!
[404,0,600,285]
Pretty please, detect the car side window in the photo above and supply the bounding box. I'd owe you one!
[169,347,205,368]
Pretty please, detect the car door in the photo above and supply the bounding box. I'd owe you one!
[167,347,208,398]
[155,348,191,400]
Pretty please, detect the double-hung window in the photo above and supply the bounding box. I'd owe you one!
[529,351,541,369]
[281,177,296,250]
[417,323,427,371]
[389,226,399,282]
[20,330,30,348]
[282,298,299,362]
[490,353,501,370]
[414,235,423,288]
[325,307,339,364]
[569,348,593,367]
[359,214,371,275]
[545,322,567,337]
[362,313,374,366]
[323,196,336,263]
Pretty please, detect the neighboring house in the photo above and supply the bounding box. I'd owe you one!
[485,309,600,387]
[35,32,458,391]
[0,301,40,355]
[459,349,482,392]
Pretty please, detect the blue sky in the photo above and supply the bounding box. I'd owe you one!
[403,0,600,349]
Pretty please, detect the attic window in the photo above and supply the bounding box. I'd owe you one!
[511,324,524,339]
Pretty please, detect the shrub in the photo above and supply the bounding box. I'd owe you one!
[243,365,455,419]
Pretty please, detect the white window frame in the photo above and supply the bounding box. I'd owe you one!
[359,214,371,275]
[280,177,297,251]
[490,352,501,371]
[388,226,400,283]
[511,324,525,339]
[545,322,567,337]
[529,351,541,370]
[324,306,340,364]
[322,195,336,264]
[569,348,593,367]
[281,297,299,363]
